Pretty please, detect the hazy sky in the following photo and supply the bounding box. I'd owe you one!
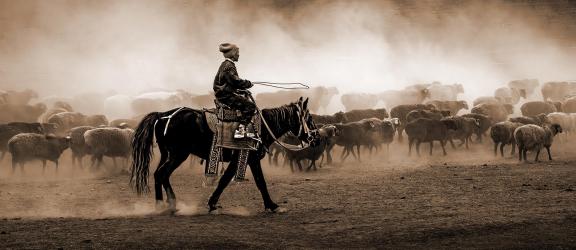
[1,0,575,98]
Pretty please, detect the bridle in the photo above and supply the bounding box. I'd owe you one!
[258,100,317,151]
[294,101,315,142]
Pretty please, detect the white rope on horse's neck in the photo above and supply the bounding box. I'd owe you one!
[258,105,309,152]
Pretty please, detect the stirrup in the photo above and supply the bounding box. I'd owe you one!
[234,124,247,139]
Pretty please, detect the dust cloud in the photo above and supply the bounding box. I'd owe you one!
[1,0,576,220]
[1,0,575,99]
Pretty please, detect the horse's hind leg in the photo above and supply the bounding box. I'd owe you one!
[249,159,279,211]
[208,153,240,212]
[153,146,169,207]
[161,152,188,210]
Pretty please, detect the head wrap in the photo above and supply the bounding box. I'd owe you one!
[219,43,238,53]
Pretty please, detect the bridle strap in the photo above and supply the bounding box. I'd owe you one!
[257,105,308,152]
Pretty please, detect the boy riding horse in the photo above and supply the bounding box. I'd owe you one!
[213,43,257,139]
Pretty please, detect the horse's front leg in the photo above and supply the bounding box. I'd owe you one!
[248,158,280,212]
[208,154,239,212]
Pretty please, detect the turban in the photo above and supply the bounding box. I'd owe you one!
[219,43,238,53]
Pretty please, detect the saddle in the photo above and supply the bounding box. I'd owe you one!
[203,101,261,181]
[204,101,261,151]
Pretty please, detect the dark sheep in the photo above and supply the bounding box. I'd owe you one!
[405,118,458,156]
[520,101,557,117]
[390,104,437,141]
[490,121,522,157]
[267,133,300,166]
[509,114,549,126]
[69,126,96,167]
[471,103,514,123]
[8,133,69,171]
[0,122,45,160]
[442,116,480,149]
[343,108,389,122]
[84,127,134,167]
[380,118,398,154]
[284,125,339,172]
[311,112,347,125]
[406,109,447,123]
[461,113,491,142]
[333,120,378,162]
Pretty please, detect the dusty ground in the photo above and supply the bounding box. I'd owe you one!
[0,141,575,249]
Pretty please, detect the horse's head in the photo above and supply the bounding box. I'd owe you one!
[290,97,320,146]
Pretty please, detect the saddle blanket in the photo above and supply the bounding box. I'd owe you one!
[204,109,261,151]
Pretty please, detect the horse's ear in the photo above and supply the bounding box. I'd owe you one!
[298,96,303,104]
[303,98,309,110]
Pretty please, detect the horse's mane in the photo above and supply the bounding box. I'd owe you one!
[261,103,299,134]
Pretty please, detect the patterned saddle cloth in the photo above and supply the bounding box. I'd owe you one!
[203,103,262,181]
[204,107,261,151]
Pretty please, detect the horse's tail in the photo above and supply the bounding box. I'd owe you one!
[130,112,160,195]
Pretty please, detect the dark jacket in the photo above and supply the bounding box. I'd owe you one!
[213,59,252,100]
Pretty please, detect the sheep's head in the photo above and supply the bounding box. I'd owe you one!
[318,124,340,138]
[550,123,562,135]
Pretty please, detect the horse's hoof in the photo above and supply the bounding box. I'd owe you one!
[208,204,222,214]
[266,206,288,214]
[234,178,250,184]
[157,208,179,216]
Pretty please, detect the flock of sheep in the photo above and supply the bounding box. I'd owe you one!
[271,80,576,170]
[0,79,575,173]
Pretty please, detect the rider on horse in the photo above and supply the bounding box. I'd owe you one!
[213,43,257,139]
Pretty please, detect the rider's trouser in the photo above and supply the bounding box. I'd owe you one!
[217,95,256,125]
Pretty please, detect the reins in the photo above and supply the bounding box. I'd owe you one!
[248,94,310,152]
[252,82,310,90]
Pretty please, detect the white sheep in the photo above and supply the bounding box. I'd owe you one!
[514,124,562,162]
[546,112,573,138]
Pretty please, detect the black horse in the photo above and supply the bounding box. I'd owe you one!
[130,97,317,213]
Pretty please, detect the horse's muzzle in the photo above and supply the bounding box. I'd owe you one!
[306,130,322,147]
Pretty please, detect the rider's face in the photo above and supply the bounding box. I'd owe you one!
[233,48,240,61]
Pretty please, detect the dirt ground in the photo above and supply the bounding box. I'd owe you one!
[0,141,575,249]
